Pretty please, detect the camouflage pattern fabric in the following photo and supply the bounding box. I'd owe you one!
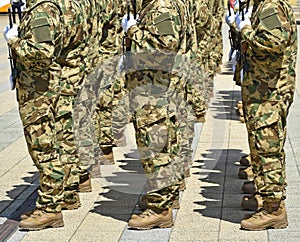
[8,0,96,212]
[240,0,297,202]
[92,0,129,152]
[194,0,215,96]
[210,0,224,73]
[73,0,103,173]
[125,0,189,209]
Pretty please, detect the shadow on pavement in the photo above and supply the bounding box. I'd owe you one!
[192,148,251,224]
[91,156,146,222]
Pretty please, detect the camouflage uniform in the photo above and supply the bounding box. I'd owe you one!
[210,0,224,73]
[73,0,103,174]
[125,0,188,210]
[194,0,215,101]
[241,0,297,203]
[8,0,95,212]
[92,0,129,156]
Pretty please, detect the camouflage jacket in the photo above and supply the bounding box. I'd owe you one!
[241,0,297,96]
[8,0,96,96]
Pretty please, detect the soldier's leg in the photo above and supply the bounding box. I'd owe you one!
[55,95,82,207]
[128,104,181,229]
[73,81,101,179]
[94,96,115,164]
[17,92,64,230]
[241,100,289,230]
[111,75,129,147]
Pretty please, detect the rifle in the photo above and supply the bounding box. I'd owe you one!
[7,8,18,90]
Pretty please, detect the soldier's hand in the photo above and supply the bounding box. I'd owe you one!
[235,14,251,31]
[121,13,138,32]
[3,24,18,42]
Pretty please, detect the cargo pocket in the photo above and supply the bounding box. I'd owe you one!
[248,110,284,154]
[135,105,171,167]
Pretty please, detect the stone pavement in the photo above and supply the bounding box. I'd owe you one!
[1,4,300,242]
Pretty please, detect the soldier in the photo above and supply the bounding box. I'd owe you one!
[235,0,297,230]
[120,0,189,229]
[3,0,99,230]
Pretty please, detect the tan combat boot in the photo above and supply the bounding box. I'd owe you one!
[61,193,81,210]
[238,166,254,180]
[240,155,251,166]
[79,172,92,192]
[21,192,81,220]
[241,201,288,230]
[99,147,115,165]
[19,209,64,230]
[241,194,263,211]
[128,207,173,230]
[242,180,257,194]
[20,209,39,221]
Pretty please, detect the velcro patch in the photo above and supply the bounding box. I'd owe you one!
[260,7,282,30]
[154,12,175,36]
[31,14,52,42]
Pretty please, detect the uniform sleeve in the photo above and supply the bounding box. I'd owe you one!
[194,0,212,31]
[8,2,62,68]
[127,4,182,52]
[241,3,291,54]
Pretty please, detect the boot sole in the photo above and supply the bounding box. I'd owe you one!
[128,220,173,230]
[241,221,288,231]
[19,220,64,231]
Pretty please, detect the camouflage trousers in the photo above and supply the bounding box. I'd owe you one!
[185,60,208,121]
[242,78,294,202]
[17,87,81,212]
[128,78,187,209]
[93,62,129,152]
[73,82,101,177]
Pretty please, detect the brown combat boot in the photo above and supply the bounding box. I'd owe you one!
[99,147,114,165]
[20,209,38,221]
[79,172,92,192]
[241,201,288,230]
[21,192,81,220]
[241,194,263,211]
[19,209,64,231]
[242,180,257,194]
[240,155,251,166]
[128,207,173,230]
[238,166,254,180]
[61,193,81,210]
